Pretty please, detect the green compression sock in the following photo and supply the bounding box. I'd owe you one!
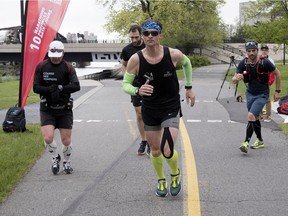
[166,150,179,175]
[150,154,165,180]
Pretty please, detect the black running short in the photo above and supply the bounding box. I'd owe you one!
[40,110,73,129]
[142,107,180,131]
[131,95,142,107]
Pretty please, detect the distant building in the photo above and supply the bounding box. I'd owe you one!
[239,1,266,25]
[66,31,98,43]
[239,1,283,25]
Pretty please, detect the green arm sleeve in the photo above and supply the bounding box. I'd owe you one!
[182,55,192,87]
[122,72,137,96]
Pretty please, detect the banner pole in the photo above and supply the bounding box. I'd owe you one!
[18,0,28,107]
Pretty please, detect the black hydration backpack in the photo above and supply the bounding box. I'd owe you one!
[2,106,26,132]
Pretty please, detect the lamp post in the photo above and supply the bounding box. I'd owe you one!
[283,43,286,65]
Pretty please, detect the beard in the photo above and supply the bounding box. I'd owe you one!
[249,54,257,62]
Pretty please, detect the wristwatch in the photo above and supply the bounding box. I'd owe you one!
[275,90,281,93]
[58,85,63,91]
[135,87,139,96]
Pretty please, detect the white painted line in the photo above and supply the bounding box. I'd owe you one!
[187,120,202,123]
[73,120,83,122]
[87,120,102,123]
[203,100,214,103]
[207,120,222,123]
[228,120,237,123]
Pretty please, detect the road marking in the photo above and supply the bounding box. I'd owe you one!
[180,118,201,216]
[74,119,238,124]
[187,120,202,123]
[207,120,222,123]
[87,120,102,123]
[73,120,83,122]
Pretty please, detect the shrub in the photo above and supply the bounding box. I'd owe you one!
[176,55,210,70]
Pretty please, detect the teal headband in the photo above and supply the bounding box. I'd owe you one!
[142,21,162,32]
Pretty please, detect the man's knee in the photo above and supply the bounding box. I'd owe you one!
[61,136,71,146]
[248,112,256,121]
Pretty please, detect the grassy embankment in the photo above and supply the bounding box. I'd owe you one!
[0,79,43,203]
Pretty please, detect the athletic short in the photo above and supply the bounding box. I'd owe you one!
[246,91,269,117]
[40,110,73,129]
[142,107,180,131]
[131,95,142,107]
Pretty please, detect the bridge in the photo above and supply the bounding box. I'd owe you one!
[0,43,128,63]
[0,42,250,65]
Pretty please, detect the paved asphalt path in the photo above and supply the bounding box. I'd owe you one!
[0,64,287,216]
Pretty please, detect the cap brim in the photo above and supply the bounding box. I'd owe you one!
[246,46,258,50]
[48,51,63,58]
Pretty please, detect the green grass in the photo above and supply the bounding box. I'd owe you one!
[0,80,39,109]
[0,124,44,203]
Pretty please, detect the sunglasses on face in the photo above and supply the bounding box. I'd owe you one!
[142,31,159,37]
[245,41,258,47]
[50,49,63,53]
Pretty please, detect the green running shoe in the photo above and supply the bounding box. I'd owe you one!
[239,141,249,153]
[155,178,168,197]
[170,170,181,196]
[251,139,265,149]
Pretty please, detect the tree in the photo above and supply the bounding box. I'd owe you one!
[244,0,288,44]
[96,0,225,53]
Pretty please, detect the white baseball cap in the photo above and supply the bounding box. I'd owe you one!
[48,40,64,57]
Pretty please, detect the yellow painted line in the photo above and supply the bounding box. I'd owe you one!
[180,118,201,216]
[123,109,137,139]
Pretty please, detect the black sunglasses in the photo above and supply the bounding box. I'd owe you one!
[142,31,159,37]
[50,49,64,53]
[245,41,258,47]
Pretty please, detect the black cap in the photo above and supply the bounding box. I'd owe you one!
[261,45,269,50]
[245,41,258,50]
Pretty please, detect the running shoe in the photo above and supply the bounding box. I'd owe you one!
[239,141,249,153]
[63,161,73,174]
[146,143,150,156]
[170,169,182,196]
[264,116,271,122]
[251,139,265,149]
[52,154,61,175]
[138,141,147,155]
[155,178,168,197]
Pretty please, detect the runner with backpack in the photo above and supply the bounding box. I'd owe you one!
[232,41,281,154]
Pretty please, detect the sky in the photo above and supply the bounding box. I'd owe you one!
[0,0,250,40]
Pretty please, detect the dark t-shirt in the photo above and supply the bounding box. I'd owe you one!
[237,57,275,95]
[121,42,145,87]
[33,59,80,105]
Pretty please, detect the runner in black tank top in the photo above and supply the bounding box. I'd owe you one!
[122,19,195,197]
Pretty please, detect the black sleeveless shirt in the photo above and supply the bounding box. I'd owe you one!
[137,46,180,110]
